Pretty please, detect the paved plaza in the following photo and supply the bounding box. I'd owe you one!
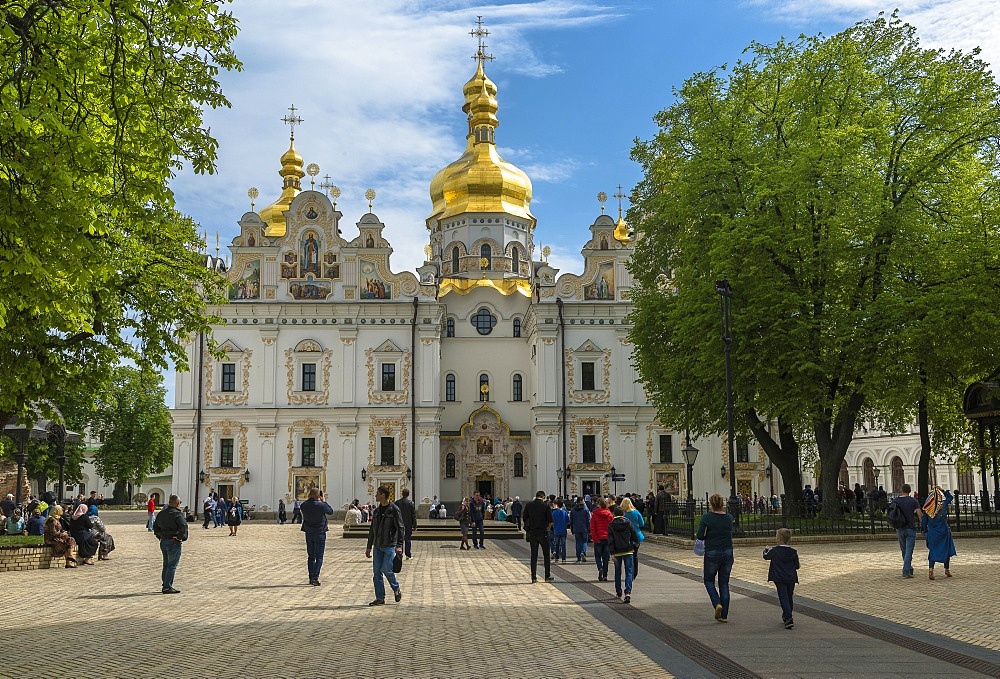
[2,513,999,678]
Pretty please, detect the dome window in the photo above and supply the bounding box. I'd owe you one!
[480,244,492,270]
[451,247,460,273]
[511,247,521,274]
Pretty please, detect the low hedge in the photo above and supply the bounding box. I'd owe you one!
[0,535,45,547]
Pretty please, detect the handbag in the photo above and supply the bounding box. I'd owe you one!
[392,552,403,573]
[693,539,705,556]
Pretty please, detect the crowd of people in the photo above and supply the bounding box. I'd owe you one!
[0,491,116,569]
[200,493,248,535]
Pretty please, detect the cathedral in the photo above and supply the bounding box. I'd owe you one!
[165,32,715,512]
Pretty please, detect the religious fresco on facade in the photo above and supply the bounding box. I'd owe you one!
[280,251,298,279]
[476,436,493,456]
[360,260,392,299]
[300,230,322,276]
[324,252,340,280]
[305,205,319,220]
[247,231,257,247]
[655,471,680,496]
[229,260,260,300]
[289,276,332,300]
[294,474,320,500]
[585,261,615,300]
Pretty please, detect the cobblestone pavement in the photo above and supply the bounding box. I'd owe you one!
[646,535,1000,652]
[2,513,998,678]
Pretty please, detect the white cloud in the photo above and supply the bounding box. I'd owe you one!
[745,0,1000,67]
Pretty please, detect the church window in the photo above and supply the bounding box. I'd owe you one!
[471,308,496,335]
[380,437,395,466]
[301,363,316,392]
[512,247,521,274]
[736,437,749,463]
[302,438,316,467]
[581,362,596,390]
[446,453,456,478]
[514,452,524,477]
[480,244,492,269]
[446,318,455,337]
[220,438,234,468]
[512,374,523,402]
[582,435,597,464]
[221,363,236,392]
[381,363,396,391]
[513,318,521,337]
[659,435,673,464]
[479,373,489,401]
[451,247,460,273]
[445,374,456,402]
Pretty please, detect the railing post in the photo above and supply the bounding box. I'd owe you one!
[869,503,876,535]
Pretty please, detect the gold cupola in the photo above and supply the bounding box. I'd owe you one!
[428,57,534,223]
[259,107,306,237]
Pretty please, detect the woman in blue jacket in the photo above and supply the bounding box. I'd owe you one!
[921,487,956,579]
[620,497,645,578]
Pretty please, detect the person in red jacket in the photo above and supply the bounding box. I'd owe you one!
[146,495,157,532]
[589,497,614,582]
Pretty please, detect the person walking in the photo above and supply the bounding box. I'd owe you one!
[202,496,215,529]
[697,493,735,623]
[763,528,800,629]
[277,498,287,525]
[523,491,554,583]
[608,506,639,603]
[456,498,472,550]
[365,486,404,606]
[227,499,242,536]
[300,488,334,586]
[469,491,486,549]
[589,497,614,581]
[620,496,645,579]
[394,488,418,559]
[551,499,569,564]
[146,495,157,531]
[891,484,923,578]
[570,497,591,563]
[921,487,956,579]
[153,495,188,594]
[291,498,303,524]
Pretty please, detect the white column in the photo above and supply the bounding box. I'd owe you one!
[340,329,357,404]
[260,330,278,405]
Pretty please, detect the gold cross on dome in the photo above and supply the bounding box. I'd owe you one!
[281,104,304,141]
[614,184,626,218]
[470,16,494,65]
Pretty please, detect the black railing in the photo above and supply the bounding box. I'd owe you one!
[652,496,1000,539]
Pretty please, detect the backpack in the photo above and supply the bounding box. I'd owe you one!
[608,520,633,553]
[886,501,909,529]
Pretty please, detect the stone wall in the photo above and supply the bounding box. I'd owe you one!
[0,545,65,572]
[0,459,30,501]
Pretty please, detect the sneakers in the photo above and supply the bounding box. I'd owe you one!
[624,594,631,604]
[545,576,555,581]
[719,618,728,623]
[310,579,321,586]
[582,556,587,562]
[616,593,623,600]
[903,572,914,579]
[784,619,794,629]
[161,588,180,594]
[368,599,385,606]
[714,604,724,620]
[394,588,402,603]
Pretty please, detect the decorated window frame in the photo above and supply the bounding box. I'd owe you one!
[286,339,333,405]
[365,340,410,405]
[565,340,611,404]
[206,340,252,406]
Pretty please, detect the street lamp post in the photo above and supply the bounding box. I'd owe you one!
[610,466,618,496]
[556,467,564,497]
[681,436,699,520]
[716,276,739,527]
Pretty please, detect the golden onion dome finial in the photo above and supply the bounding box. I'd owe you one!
[259,106,306,236]
[613,183,631,244]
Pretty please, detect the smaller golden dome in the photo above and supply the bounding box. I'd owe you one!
[614,215,631,244]
[259,139,305,237]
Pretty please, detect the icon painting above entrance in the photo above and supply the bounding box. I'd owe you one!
[440,404,530,503]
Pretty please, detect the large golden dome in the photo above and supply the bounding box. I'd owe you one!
[258,139,305,237]
[428,61,534,222]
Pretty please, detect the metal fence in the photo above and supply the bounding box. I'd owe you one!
[651,496,1000,539]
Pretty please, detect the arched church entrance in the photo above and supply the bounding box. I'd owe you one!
[440,405,529,503]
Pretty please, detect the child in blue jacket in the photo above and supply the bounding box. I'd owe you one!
[763,527,800,629]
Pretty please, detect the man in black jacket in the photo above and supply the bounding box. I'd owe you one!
[394,488,418,559]
[522,490,554,583]
[300,488,334,586]
[654,485,669,535]
[152,494,188,594]
[365,486,404,606]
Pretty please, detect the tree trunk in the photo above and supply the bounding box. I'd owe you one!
[113,479,128,505]
[815,392,865,517]
[917,394,931,500]
[746,410,803,512]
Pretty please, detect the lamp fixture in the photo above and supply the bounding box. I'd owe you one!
[721,465,727,478]
[199,471,206,484]
[765,464,772,479]
[244,469,251,483]
[361,468,367,481]
[406,468,412,480]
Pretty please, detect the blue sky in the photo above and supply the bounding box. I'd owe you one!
[165,0,998,403]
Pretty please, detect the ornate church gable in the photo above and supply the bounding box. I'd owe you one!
[218,339,243,354]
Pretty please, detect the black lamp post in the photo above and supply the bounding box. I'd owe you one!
[716,276,739,527]
[682,436,699,520]
[556,467,564,497]
[610,465,618,496]
[7,428,29,507]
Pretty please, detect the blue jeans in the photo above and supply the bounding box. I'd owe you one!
[472,519,485,547]
[775,581,795,622]
[146,512,155,531]
[594,540,610,577]
[896,528,916,575]
[703,549,734,618]
[372,546,400,601]
[574,532,588,560]
[159,538,182,590]
[305,532,326,580]
[553,534,566,560]
[614,554,634,596]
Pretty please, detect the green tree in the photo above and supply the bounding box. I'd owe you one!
[0,0,237,430]
[628,13,1000,514]
[92,366,173,490]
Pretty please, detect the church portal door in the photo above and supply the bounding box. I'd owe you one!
[476,475,494,501]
